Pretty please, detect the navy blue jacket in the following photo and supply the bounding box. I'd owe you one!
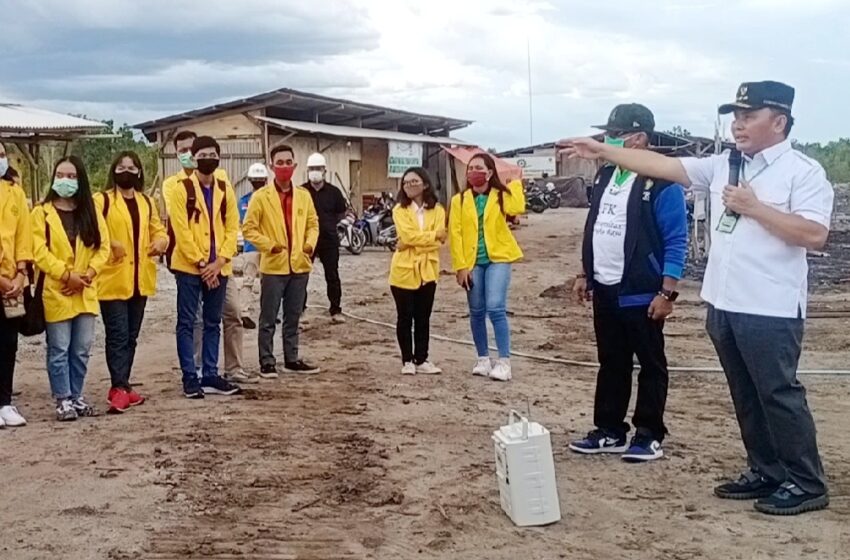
[582,165,688,307]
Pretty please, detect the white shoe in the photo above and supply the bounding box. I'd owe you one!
[225,370,260,384]
[415,361,442,375]
[401,362,416,375]
[0,406,27,427]
[472,357,492,377]
[489,359,512,382]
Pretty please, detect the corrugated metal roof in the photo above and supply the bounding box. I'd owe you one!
[257,116,474,146]
[0,104,106,131]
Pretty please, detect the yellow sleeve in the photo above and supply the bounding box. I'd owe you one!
[220,183,239,261]
[242,193,274,253]
[305,194,319,249]
[162,176,175,217]
[394,205,437,247]
[14,188,33,262]
[31,206,68,280]
[89,209,111,274]
[147,195,168,245]
[449,194,466,271]
[171,181,206,265]
[502,180,526,216]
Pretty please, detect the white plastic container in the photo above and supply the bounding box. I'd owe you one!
[492,410,561,527]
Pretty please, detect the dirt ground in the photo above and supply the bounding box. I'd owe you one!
[2,204,849,560]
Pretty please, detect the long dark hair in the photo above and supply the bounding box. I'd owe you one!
[44,156,102,249]
[466,153,508,214]
[397,167,438,209]
[105,150,146,191]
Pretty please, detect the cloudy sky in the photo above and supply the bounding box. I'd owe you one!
[3,0,847,150]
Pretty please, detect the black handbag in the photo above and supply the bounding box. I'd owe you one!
[18,223,49,337]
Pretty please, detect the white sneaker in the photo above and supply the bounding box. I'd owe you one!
[489,358,512,382]
[401,362,416,375]
[472,357,492,377]
[416,361,442,375]
[0,405,26,427]
[225,370,260,384]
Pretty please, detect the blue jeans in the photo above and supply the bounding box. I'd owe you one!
[175,272,227,385]
[46,313,96,400]
[467,263,512,358]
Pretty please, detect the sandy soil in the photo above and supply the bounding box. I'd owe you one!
[2,206,848,560]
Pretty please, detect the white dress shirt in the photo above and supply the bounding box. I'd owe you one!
[681,140,834,318]
[411,201,426,230]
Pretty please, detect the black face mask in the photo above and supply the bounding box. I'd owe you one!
[114,171,141,190]
[196,158,219,175]
[250,180,266,190]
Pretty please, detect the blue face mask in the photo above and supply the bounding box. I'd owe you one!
[52,178,79,198]
[0,157,8,177]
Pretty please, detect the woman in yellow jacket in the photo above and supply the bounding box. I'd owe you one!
[32,156,110,421]
[95,151,168,414]
[449,153,525,382]
[389,167,447,376]
[0,142,33,428]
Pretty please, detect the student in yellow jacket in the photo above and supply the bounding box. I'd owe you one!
[0,142,33,428]
[95,150,168,414]
[242,144,320,376]
[389,167,447,376]
[32,156,110,421]
[449,153,525,382]
[169,136,242,399]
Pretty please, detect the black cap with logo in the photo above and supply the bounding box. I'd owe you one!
[718,81,795,115]
[594,103,655,134]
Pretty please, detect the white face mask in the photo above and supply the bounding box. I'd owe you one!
[308,170,324,184]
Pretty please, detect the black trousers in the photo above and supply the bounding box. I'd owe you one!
[309,237,342,315]
[592,283,669,441]
[101,296,148,390]
[0,312,19,407]
[391,283,436,364]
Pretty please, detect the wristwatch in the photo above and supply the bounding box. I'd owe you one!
[658,289,679,302]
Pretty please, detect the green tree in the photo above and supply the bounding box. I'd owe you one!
[665,126,692,137]
[70,120,158,192]
[795,138,850,183]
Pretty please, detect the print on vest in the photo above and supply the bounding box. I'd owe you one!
[602,203,617,216]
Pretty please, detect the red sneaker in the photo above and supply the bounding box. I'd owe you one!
[126,389,146,407]
[107,388,130,414]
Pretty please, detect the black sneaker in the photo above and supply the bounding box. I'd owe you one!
[241,317,257,330]
[714,470,781,500]
[259,364,279,379]
[568,428,627,454]
[754,482,829,516]
[201,376,242,396]
[284,360,320,375]
[183,379,205,399]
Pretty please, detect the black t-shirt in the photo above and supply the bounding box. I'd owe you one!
[56,208,78,253]
[124,195,141,296]
[303,182,347,241]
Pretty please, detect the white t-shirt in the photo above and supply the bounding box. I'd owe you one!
[592,171,637,285]
[681,140,834,318]
[411,201,425,230]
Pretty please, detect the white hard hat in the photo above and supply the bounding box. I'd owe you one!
[247,163,269,179]
[307,152,327,168]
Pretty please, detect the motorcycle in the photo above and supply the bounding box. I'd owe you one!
[338,206,366,255]
[526,185,548,214]
[354,192,398,251]
[544,182,561,209]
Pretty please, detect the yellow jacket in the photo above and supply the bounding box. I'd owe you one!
[31,202,111,323]
[162,168,229,217]
[242,184,319,275]
[0,179,33,279]
[168,173,239,276]
[389,203,446,289]
[94,189,169,301]
[449,179,525,271]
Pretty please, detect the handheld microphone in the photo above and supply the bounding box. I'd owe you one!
[725,149,742,217]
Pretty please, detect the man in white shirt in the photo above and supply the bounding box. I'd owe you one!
[560,81,833,516]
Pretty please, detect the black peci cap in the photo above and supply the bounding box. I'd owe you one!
[718,81,795,115]
[593,103,655,134]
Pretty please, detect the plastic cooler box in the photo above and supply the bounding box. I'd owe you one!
[492,410,561,527]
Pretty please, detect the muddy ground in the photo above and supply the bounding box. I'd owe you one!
[2,202,849,560]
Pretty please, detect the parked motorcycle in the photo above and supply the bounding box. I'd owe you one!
[354,192,398,251]
[544,182,561,209]
[526,185,548,214]
[338,206,366,255]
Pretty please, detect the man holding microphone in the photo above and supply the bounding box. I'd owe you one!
[561,81,833,516]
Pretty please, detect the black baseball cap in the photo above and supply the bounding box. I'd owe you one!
[718,81,795,115]
[593,103,655,134]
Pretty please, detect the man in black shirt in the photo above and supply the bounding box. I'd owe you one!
[302,152,347,322]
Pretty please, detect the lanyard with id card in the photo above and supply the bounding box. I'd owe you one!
[716,156,770,234]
